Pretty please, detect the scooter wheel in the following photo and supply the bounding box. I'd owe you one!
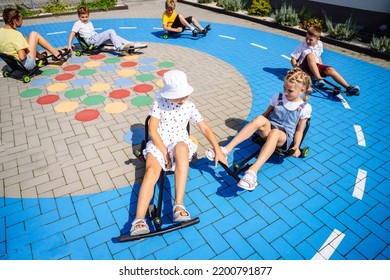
[23,75,31,83]
[3,70,10,77]
[75,51,82,57]
[301,147,310,158]
[163,34,169,39]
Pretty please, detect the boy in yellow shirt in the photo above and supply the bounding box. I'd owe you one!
[162,0,211,37]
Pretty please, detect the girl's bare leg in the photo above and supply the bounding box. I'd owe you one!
[134,154,162,220]
[27,31,60,59]
[173,142,190,216]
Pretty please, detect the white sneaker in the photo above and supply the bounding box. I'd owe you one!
[131,42,147,49]
[120,42,132,51]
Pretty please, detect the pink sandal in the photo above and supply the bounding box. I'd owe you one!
[237,170,257,191]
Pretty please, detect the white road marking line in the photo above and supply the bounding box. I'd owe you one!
[336,94,351,109]
[95,28,102,31]
[153,27,163,30]
[353,169,367,200]
[250,43,267,49]
[354,125,366,146]
[312,229,345,260]
[281,54,290,60]
[218,35,236,40]
[47,31,66,35]
[119,27,137,29]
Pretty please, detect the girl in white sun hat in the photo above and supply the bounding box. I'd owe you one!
[130,70,228,236]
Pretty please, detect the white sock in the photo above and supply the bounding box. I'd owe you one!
[190,26,195,31]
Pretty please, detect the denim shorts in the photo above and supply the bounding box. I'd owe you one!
[21,54,36,70]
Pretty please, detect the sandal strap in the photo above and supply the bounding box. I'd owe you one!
[173,204,190,218]
[131,218,146,226]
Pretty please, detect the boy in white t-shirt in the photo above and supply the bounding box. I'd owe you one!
[290,25,359,96]
[67,6,146,53]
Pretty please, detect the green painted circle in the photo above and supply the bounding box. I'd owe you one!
[83,95,106,105]
[136,74,155,82]
[104,57,121,64]
[158,61,175,68]
[78,69,97,76]
[20,88,43,98]
[131,96,154,106]
[64,88,86,98]
[40,68,60,76]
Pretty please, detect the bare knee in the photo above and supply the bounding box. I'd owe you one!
[174,142,189,156]
[251,115,269,129]
[324,66,336,76]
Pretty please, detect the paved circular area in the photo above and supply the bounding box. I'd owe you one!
[0,3,389,261]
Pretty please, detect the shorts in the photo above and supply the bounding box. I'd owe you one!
[143,138,197,171]
[171,15,193,31]
[299,56,330,77]
[21,54,36,71]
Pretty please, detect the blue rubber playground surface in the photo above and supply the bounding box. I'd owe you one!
[0,16,389,260]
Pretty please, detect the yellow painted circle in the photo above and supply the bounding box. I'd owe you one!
[156,79,164,88]
[54,101,79,113]
[104,102,128,114]
[47,83,68,92]
[123,54,139,60]
[90,83,111,92]
[118,69,136,77]
[84,61,101,68]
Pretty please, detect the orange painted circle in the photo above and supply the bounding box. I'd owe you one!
[75,109,100,122]
[109,89,131,99]
[120,61,138,67]
[133,84,154,93]
[63,64,81,71]
[157,69,169,77]
[55,73,74,81]
[36,94,60,105]
[90,54,105,59]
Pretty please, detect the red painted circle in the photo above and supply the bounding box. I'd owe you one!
[75,109,100,122]
[63,64,81,71]
[120,61,137,67]
[157,69,169,77]
[36,94,59,105]
[109,89,131,99]
[133,84,154,93]
[90,54,105,60]
[55,73,74,81]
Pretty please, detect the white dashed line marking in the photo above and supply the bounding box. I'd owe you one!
[218,35,236,40]
[353,169,367,200]
[119,26,137,29]
[312,229,345,260]
[47,31,66,35]
[250,43,267,49]
[153,27,163,30]
[336,94,351,109]
[354,125,366,146]
[281,54,290,60]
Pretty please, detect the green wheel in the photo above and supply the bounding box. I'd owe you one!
[3,70,10,77]
[22,75,31,83]
[163,34,169,39]
[301,147,309,158]
[75,50,81,57]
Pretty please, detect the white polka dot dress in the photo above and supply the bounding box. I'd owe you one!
[143,98,203,171]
